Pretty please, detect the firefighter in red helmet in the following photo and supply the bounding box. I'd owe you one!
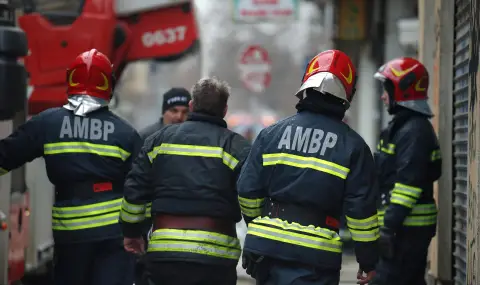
[371,57,442,285]
[238,50,379,285]
[0,49,141,285]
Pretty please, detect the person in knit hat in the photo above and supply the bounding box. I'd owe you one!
[139,87,191,141]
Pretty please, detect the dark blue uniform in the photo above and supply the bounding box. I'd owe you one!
[0,107,141,285]
[238,110,379,285]
[372,110,441,285]
[120,113,250,285]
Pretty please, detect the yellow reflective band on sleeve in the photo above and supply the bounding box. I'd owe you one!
[44,142,131,161]
[247,217,342,253]
[431,149,441,161]
[377,203,437,227]
[377,140,395,155]
[262,153,350,179]
[120,199,146,223]
[145,202,152,218]
[148,229,241,260]
[345,215,379,242]
[147,143,239,170]
[52,198,122,230]
[390,183,422,208]
[238,196,265,218]
[392,183,423,199]
[0,167,8,176]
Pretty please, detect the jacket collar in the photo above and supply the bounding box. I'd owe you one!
[187,112,227,128]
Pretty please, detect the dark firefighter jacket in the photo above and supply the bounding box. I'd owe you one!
[237,104,379,272]
[120,112,251,266]
[0,107,141,244]
[375,109,441,233]
[138,118,165,233]
[139,118,164,141]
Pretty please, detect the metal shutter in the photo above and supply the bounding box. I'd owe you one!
[453,1,470,284]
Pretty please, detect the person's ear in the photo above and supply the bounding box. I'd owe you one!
[189,100,193,112]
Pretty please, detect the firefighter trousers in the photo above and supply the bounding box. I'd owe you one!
[144,260,237,285]
[254,258,340,285]
[371,228,434,285]
[53,238,136,285]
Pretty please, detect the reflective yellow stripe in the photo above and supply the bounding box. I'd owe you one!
[52,198,122,230]
[431,149,441,161]
[238,196,265,218]
[390,193,416,208]
[146,202,152,218]
[120,199,146,223]
[44,142,131,161]
[0,167,8,176]
[378,203,437,227]
[262,153,350,179]
[247,217,342,253]
[390,183,421,208]
[392,183,423,199]
[377,140,395,155]
[147,143,239,170]
[148,229,241,260]
[345,215,379,242]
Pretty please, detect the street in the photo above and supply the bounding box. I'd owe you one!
[236,254,359,285]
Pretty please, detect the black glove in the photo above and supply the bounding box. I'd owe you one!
[378,227,395,259]
[242,251,264,278]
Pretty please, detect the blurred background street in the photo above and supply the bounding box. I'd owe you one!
[0,0,478,284]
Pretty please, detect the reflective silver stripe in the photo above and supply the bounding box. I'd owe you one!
[403,215,437,226]
[392,183,422,198]
[52,199,122,218]
[52,212,119,230]
[151,229,240,247]
[345,215,378,230]
[120,211,145,223]
[149,229,241,260]
[262,153,350,179]
[390,193,416,208]
[348,229,379,242]
[148,242,241,259]
[148,143,239,170]
[121,199,145,214]
[253,217,339,239]
[238,196,264,217]
[44,142,131,161]
[238,196,265,208]
[248,223,342,253]
[411,204,437,214]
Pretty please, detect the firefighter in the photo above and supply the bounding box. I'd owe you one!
[370,57,441,285]
[237,50,379,285]
[119,77,251,285]
[139,87,191,140]
[135,87,191,285]
[0,49,141,285]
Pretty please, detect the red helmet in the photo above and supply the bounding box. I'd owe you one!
[374,57,431,116]
[296,50,357,109]
[66,49,114,101]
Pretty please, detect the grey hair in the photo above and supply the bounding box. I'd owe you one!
[190,77,231,117]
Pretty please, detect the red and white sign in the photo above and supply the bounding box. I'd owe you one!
[233,0,298,23]
[238,45,272,93]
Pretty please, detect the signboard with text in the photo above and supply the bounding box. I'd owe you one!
[238,45,272,93]
[233,0,299,23]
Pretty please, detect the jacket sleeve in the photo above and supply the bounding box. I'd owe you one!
[0,110,48,175]
[344,142,379,273]
[120,136,155,238]
[383,124,432,232]
[230,135,252,180]
[237,132,266,225]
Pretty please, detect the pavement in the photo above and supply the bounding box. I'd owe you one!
[236,253,359,285]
